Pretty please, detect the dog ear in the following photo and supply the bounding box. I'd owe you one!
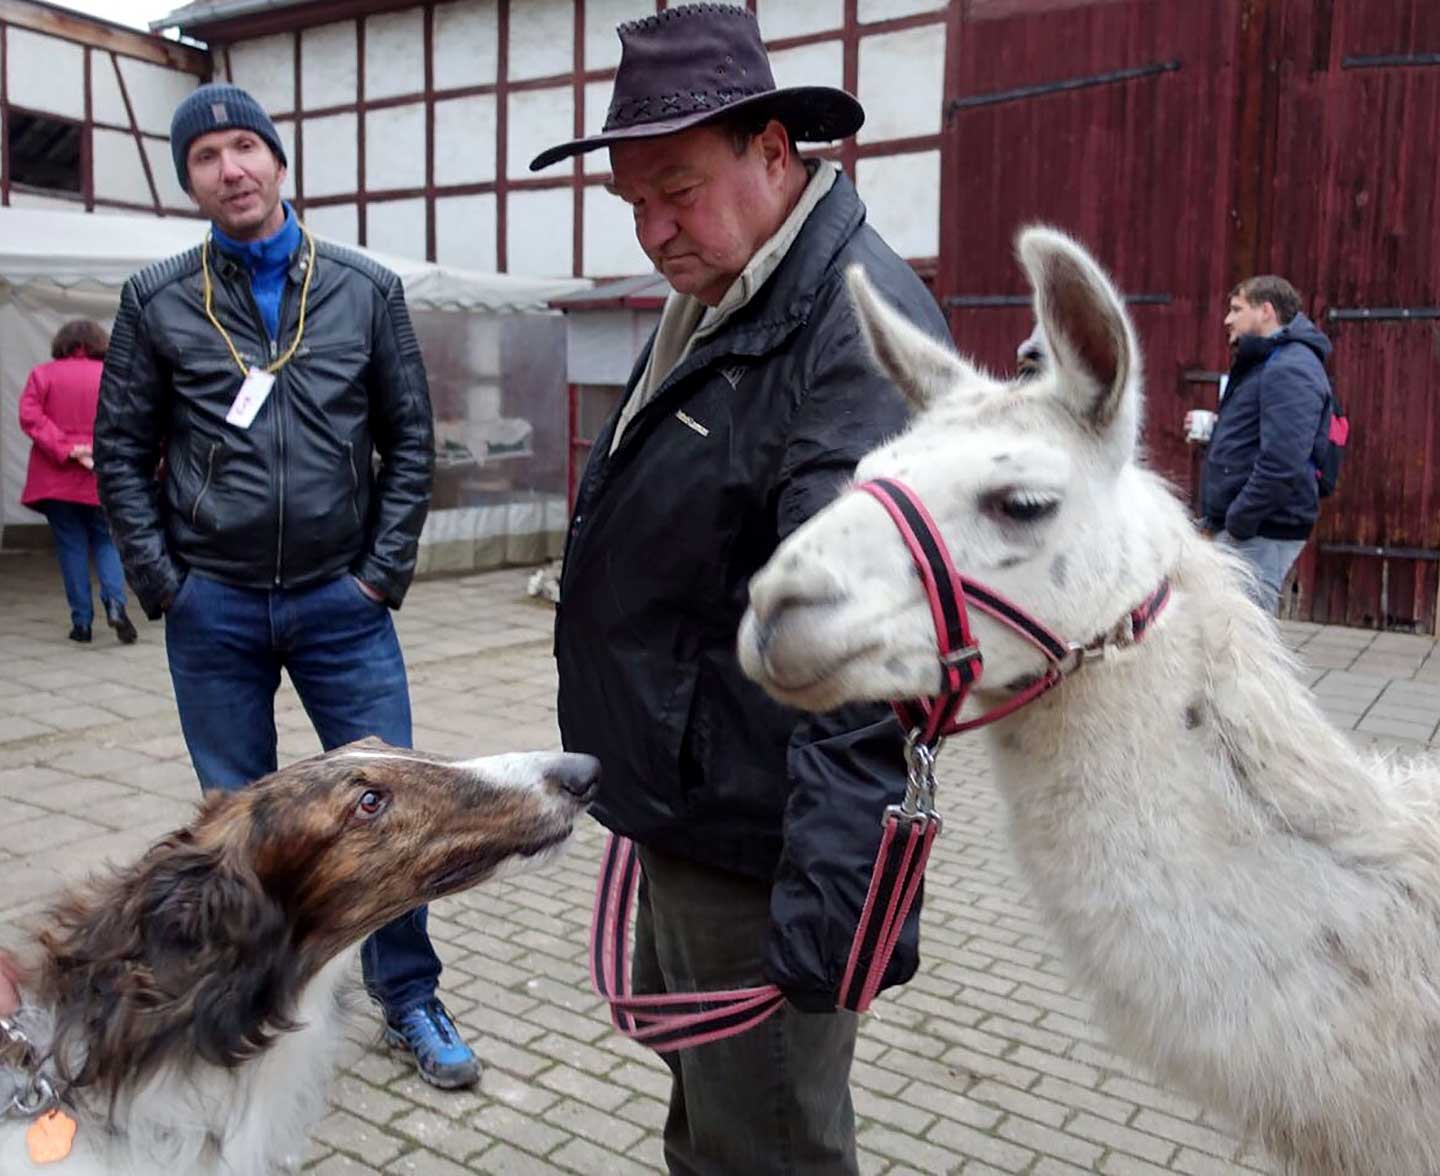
[137,844,299,1070]
[42,837,302,1101]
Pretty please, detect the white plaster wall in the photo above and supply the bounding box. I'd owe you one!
[301,112,358,197]
[859,0,947,19]
[366,197,427,259]
[433,0,498,90]
[145,138,191,210]
[507,187,572,276]
[508,0,572,81]
[583,186,646,277]
[857,25,944,142]
[583,0,655,70]
[8,191,84,210]
[116,57,197,135]
[304,202,359,245]
[7,29,84,120]
[758,0,841,41]
[228,33,296,114]
[856,149,939,259]
[91,55,127,125]
[435,193,498,272]
[91,127,153,205]
[582,79,612,176]
[770,40,844,92]
[365,8,425,101]
[434,95,497,186]
[507,86,573,180]
[365,102,426,191]
[301,20,358,110]
[273,117,297,199]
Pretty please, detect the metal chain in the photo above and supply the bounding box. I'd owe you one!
[897,732,941,822]
[0,1015,59,1119]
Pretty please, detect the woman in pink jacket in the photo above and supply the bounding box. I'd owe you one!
[19,320,137,644]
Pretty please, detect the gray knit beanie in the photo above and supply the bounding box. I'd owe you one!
[170,83,287,191]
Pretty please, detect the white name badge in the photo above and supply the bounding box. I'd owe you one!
[226,368,276,428]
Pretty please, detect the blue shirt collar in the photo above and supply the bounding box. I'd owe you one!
[211,202,300,272]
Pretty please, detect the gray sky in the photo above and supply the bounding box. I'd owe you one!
[53,1,180,32]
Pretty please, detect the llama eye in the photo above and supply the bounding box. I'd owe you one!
[355,790,387,819]
[1001,496,1060,523]
[983,489,1061,524]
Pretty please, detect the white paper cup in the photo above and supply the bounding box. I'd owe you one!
[1185,409,1216,444]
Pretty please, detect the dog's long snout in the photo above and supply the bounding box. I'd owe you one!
[549,753,601,801]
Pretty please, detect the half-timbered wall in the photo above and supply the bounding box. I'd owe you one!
[212,0,949,276]
[0,1,205,215]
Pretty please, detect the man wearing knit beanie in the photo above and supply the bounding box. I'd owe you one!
[95,85,481,1090]
[171,84,287,191]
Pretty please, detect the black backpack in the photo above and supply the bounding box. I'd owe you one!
[1315,393,1348,498]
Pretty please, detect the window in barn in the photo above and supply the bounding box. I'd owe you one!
[6,109,84,197]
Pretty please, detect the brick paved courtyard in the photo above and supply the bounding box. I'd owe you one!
[3,548,1439,1174]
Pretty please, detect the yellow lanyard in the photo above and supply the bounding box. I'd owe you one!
[201,222,317,376]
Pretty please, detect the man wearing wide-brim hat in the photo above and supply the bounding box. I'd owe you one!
[539,6,951,1172]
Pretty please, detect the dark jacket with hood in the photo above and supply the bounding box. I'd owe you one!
[94,232,434,619]
[1202,314,1332,541]
[555,172,950,1010]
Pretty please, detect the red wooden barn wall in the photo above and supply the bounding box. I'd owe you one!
[933,0,1440,632]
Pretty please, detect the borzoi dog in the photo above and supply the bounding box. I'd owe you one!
[0,740,598,1175]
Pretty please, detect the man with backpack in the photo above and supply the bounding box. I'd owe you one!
[1197,274,1337,614]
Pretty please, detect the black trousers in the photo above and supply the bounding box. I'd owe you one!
[633,844,860,1176]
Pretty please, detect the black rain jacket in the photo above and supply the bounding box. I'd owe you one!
[94,238,434,619]
[1202,314,1332,541]
[555,173,951,1010]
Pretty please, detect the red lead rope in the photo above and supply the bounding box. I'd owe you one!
[588,477,1170,1053]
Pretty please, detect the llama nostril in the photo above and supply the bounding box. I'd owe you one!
[553,753,601,800]
[753,617,776,655]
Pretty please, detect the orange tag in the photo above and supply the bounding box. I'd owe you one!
[26,1109,77,1164]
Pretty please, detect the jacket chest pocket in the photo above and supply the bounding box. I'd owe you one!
[294,341,372,396]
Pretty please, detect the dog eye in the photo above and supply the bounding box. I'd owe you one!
[355,790,387,819]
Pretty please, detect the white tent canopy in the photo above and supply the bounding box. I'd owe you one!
[0,207,586,311]
[0,207,587,531]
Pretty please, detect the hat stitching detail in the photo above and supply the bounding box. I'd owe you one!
[617,3,753,37]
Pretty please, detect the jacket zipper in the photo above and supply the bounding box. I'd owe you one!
[192,442,218,529]
[266,276,298,585]
[345,440,360,524]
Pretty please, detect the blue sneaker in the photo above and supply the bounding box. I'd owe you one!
[383,998,480,1088]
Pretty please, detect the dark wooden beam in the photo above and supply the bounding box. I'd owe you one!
[0,0,208,74]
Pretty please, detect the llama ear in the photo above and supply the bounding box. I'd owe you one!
[1017,226,1138,445]
[845,264,980,412]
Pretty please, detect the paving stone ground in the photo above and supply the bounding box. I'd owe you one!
[3,547,1439,1174]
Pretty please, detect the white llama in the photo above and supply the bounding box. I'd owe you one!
[737,227,1440,1175]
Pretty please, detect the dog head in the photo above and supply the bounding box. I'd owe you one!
[37,740,598,1102]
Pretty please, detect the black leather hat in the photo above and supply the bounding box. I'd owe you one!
[529,3,864,171]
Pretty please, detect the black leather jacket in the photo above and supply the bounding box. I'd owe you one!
[555,173,951,1009]
[95,237,434,619]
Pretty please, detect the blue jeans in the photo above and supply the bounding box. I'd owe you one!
[1217,532,1307,615]
[164,570,441,1014]
[39,501,127,628]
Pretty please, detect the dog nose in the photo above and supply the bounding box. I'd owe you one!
[550,753,601,800]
